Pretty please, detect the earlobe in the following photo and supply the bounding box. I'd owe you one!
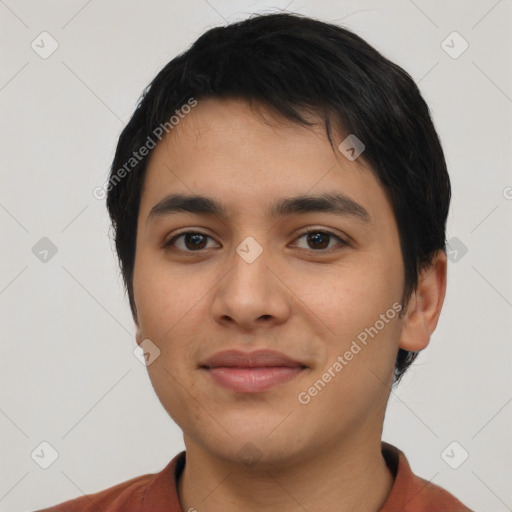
[132,302,143,345]
[398,250,448,352]
[135,321,143,345]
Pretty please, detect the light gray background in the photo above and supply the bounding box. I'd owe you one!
[1,1,511,511]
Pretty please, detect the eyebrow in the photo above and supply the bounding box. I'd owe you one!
[147,192,371,225]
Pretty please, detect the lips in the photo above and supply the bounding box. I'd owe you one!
[200,349,307,393]
[201,349,305,369]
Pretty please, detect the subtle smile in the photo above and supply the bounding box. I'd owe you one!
[202,366,307,393]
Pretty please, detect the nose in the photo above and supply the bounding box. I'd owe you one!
[211,240,292,331]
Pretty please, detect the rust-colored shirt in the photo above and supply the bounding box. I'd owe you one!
[36,442,473,511]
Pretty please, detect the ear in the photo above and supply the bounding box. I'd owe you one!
[135,320,143,346]
[132,302,143,346]
[398,250,447,352]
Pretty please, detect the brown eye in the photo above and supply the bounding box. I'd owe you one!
[306,232,330,250]
[164,232,217,251]
[294,230,347,252]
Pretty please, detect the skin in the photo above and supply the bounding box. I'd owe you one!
[132,97,447,511]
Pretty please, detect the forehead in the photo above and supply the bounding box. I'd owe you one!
[139,97,390,223]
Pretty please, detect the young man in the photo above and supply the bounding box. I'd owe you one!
[39,12,472,512]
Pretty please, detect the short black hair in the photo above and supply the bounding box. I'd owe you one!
[106,12,450,386]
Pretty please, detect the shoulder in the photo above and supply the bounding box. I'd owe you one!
[34,473,153,512]
[380,442,474,512]
[34,453,185,512]
[410,475,474,511]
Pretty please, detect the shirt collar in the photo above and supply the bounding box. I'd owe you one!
[141,442,469,511]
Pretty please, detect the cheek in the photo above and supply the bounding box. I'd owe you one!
[133,253,204,347]
[297,260,401,331]
[291,255,403,387]
[133,260,208,423]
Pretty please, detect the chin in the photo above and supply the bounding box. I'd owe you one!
[197,416,313,466]
[209,436,307,470]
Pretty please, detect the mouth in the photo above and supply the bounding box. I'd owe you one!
[200,349,308,393]
[202,366,307,393]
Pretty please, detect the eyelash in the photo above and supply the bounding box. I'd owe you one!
[162,228,349,254]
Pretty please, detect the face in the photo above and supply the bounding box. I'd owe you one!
[132,97,408,467]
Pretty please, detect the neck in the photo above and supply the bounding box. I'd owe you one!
[177,434,394,512]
